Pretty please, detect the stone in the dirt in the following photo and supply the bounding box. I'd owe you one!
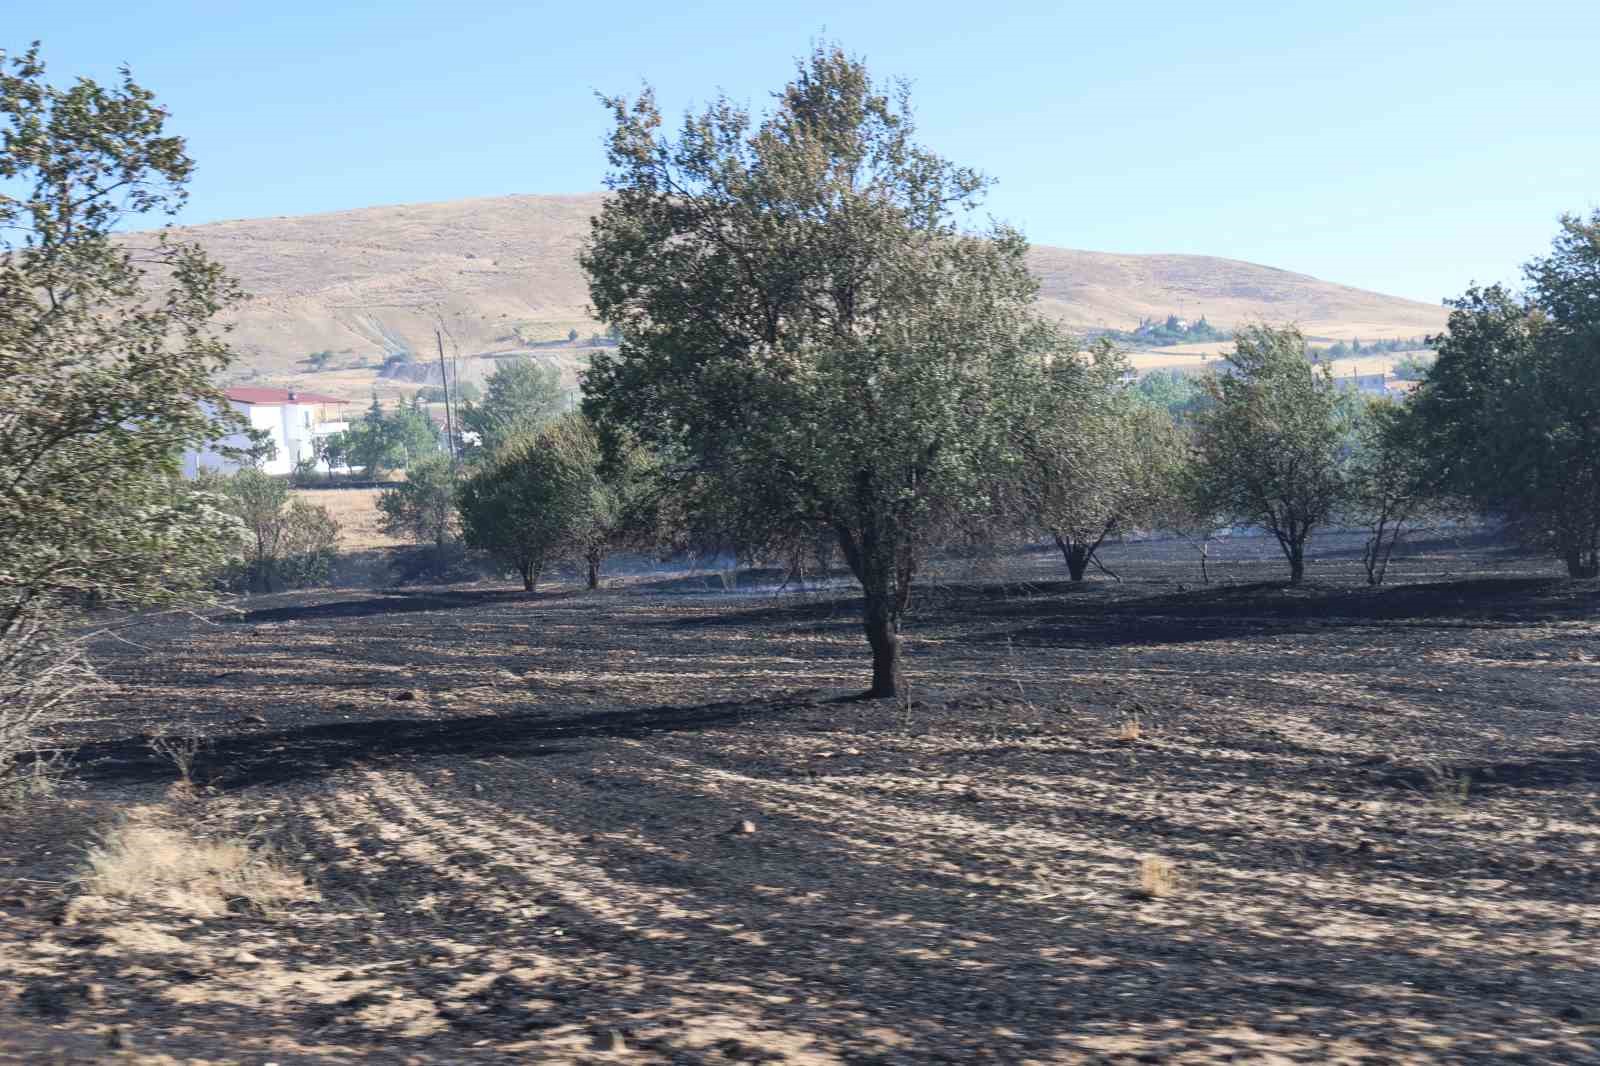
[240,714,268,725]
[392,689,422,701]
[734,820,758,834]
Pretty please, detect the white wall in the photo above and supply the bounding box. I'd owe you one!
[183,400,320,477]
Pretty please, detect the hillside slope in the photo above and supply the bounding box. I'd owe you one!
[149,192,1446,372]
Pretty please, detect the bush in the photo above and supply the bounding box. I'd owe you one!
[216,471,341,592]
[378,456,459,571]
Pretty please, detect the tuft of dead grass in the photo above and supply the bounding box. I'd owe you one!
[1134,855,1178,899]
[1116,715,1143,743]
[80,808,317,918]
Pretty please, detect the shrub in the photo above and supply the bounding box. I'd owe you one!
[217,471,341,592]
[80,809,317,918]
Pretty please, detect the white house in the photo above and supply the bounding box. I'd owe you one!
[183,387,350,477]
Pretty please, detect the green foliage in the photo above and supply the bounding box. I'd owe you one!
[1391,352,1435,380]
[1192,325,1357,583]
[458,434,578,591]
[1135,368,1210,421]
[581,44,1053,695]
[1411,211,1600,577]
[304,350,333,370]
[330,396,439,476]
[1011,344,1188,580]
[1310,336,1426,362]
[1345,398,1442,585]
[378,455,459,557]
[213,470,340,592]
[0,44,245,623]
[1103,314,1229,347]
[459,359,562,452]
[455,416,647,591]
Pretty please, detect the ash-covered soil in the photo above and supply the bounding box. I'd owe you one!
[3,535,1598,1064]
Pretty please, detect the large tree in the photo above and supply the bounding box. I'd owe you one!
[0,44,243,617]
[1192,325,1355,584]
[581,45,1051,696]
[0,46,243,782]
[1411,213,1600,578]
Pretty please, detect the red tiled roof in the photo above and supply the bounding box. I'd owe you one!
[224,387,348,406]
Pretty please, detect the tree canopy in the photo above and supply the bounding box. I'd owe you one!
[581,45,1055,695]
[1191,326,1356,584]
[460,359,563,453]
[1410,211,1600,577]
[0,44,243,620]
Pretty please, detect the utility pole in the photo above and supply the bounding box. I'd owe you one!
[436,329,456,463]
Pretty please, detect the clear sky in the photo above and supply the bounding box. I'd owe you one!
[12,0,1598,303]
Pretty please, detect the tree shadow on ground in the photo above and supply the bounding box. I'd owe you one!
[64,695,819,791]
[230,588,564,625]
[1375,748,1600,794]
[952,576,1599,649]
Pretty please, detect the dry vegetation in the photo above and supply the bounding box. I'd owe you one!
[131,193,1447,378]
[290,486,407,551]
[2,536,1597,1063]
[79,809,316,920]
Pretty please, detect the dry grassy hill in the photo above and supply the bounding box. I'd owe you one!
[148,192,1446,382]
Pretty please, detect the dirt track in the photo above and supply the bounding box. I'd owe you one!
[3,537,1598,1063]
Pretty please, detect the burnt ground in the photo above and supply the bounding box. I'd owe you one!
[2,533,1598,1064]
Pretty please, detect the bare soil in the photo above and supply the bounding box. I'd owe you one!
[3,535,1598,1064]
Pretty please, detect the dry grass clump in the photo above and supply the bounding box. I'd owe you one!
[80,809,317,918]
[289,487,405,550]
[1134,856,1178,899]
[1115,715,1143,743]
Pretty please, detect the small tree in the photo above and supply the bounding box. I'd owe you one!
[457,436,579,591]
[377,455,458,568]
[216,470,340,592]
[1346,398,1440,585]
[339,397,438,476]
[1192,325,1355,584]
[460,359,562,453]
[1014,345,1188,581]
[546,415,653,589]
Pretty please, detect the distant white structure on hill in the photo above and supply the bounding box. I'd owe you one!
[182,387,350,477]
[1333,371,1390,397]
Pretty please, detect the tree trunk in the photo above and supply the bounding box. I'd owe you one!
[1288,543,1305,585]
[586,552,602,590]
[1055,535,1090,582]
[863,589,901,699]
[836,520,906,700]
[520,560,542,592]
[1563,547,1599,579]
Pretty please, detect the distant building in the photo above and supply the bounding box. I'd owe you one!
[182,387,350,477]
[1333,372,1390,397]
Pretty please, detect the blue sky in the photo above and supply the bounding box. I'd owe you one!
[13,0,1598,303]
